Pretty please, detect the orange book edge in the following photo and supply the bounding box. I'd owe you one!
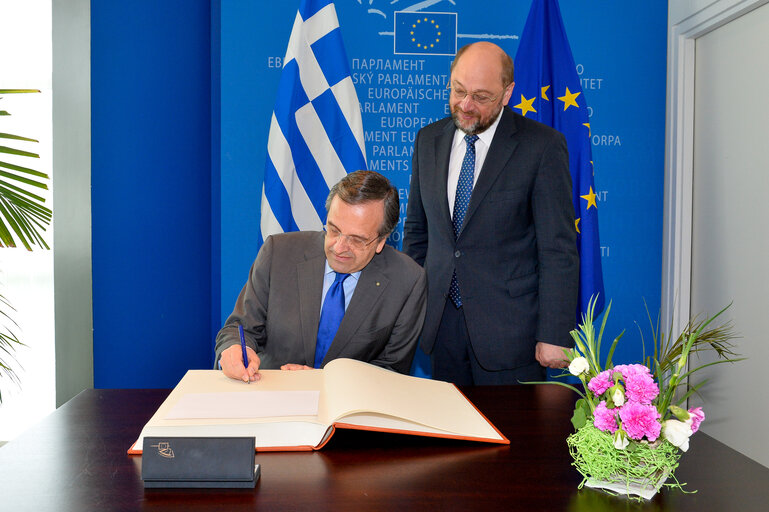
[126,384,508,455]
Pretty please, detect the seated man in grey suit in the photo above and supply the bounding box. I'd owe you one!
[215,170,427,382]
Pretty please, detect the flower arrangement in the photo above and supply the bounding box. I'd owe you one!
[549,297,740,499]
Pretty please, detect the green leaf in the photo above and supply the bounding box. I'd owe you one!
[0,89,40,94]
[596,297,611,361]
[0,132,38,143]
[521,379,587,401]
[571,399,588,430]
[0,169,49,189]
[0,180,47,203]
[0,159,49,178]
[604,330,624,369]
[0,145,39,159]
[678,357,746,383]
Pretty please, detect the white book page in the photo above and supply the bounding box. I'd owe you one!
[322,359,502,440]
[165,390,320,419]
[135,370,328,446]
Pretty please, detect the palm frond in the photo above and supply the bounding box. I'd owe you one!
[0,88,47,401]
[0,292,24,403]
[0,89,50,250]
[657,308,739,377]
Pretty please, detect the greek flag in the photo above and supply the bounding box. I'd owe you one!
[260,0,366,241]
[511,0,605,317]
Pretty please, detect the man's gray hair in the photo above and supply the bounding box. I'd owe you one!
[325,170,399,237]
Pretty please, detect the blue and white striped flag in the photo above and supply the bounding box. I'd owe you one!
[260,0,367,241]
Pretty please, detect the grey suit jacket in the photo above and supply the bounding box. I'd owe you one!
[215,231,427,374]
[402,107,579,371]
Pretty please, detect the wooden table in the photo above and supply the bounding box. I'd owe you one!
[1,385,767,511]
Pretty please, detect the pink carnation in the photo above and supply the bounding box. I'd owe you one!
[619,402,661,441]
[593,401,619,433]
[614,364,650,377]
[623,372,659,404]
[688,407,705,433]
[588,370,614,395]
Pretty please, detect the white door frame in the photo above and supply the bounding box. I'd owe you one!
[662,0,769,333]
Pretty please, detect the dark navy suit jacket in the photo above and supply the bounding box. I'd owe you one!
[403,107,578,371]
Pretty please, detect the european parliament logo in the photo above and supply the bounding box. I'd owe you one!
[394,11,457,55]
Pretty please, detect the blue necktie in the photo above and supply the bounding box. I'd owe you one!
[449,134,478,308]
[314,272,350,368]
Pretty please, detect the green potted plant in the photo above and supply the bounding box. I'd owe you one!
[0,88,52,402]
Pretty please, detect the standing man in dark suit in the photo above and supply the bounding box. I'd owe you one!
[217,171,426,382]
[403,41,578,385]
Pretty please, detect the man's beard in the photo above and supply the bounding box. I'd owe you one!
[451,102,503,135]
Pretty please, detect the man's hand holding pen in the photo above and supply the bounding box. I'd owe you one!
[220,343,261,383]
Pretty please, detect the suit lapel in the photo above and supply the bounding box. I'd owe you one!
[434,120,456,238]
[323,252,389,363]
[297,237,326,365]
[461,108,519,235]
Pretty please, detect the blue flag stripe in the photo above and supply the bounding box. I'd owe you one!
[312,29,349,88]
[311,88,367,174]
[266,114,321,230]
[299,0,331,21]
[263,157,300,233]
[272,59,333,220]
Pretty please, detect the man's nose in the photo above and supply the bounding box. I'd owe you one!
[458,95,475,110]
[334,234,352,251]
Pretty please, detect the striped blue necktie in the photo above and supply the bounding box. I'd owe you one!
[314,272,350,368]
[449,134,478,308]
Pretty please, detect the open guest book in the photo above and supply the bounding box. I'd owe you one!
[128,358,508,453]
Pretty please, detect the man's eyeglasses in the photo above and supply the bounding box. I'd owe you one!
[447,82,507,105]
[324,224,380,250]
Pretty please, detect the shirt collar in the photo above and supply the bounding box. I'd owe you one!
[324,260,361,281]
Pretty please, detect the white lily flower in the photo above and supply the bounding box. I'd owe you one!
[611,387,625,407]
[613,430,629,450]
[663,419,693,452]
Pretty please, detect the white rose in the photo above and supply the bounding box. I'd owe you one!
[663,419,693,452]
[569,357,589,376]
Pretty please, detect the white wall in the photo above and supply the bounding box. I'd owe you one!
[0,0,56,441]
[666,0,769,468]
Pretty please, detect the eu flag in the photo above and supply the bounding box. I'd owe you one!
[510,0,605,318]
[394,12,457,55]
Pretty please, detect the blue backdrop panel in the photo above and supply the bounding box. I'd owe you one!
[91,0,213,388]
[90,1,668,388]
[218,0,668,368]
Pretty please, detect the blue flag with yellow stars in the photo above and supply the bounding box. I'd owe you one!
[394,11,457,55]
[510,0,605,318]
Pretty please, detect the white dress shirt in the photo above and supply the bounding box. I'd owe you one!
[446,109,504,217]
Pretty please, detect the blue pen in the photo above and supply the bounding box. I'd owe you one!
[238,325,250,382]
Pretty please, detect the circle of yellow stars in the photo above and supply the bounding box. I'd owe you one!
[410,17,442,49]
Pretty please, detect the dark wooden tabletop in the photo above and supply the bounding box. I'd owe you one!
[1,384,767,511]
